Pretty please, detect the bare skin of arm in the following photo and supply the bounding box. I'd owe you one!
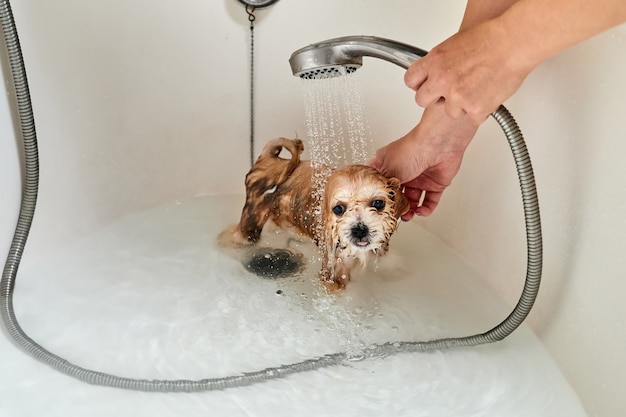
[371,0,626,220]
[409,0,626,123]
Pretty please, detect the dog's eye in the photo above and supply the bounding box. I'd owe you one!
[371,200,386,211]
[332,204,346,215]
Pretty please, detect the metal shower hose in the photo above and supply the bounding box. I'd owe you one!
[0,0,542,392]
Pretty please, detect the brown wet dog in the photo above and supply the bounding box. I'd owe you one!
[223,137,409,290]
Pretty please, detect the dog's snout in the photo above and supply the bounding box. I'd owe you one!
[351,223,369,239]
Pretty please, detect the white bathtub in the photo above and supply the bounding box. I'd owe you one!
[1,1,625,416]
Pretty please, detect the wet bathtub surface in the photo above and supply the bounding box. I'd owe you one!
[0,195,587,417]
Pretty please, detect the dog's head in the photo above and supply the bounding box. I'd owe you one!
[321,165,409,265]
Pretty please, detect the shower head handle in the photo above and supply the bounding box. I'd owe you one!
[289,35,428,78]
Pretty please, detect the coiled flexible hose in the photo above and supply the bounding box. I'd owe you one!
[0,1,541,392]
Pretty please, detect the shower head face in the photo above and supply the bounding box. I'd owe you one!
[296,65,360,80]
[289,42,363,79]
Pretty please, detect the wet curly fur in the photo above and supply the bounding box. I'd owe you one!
[222,137,409,290]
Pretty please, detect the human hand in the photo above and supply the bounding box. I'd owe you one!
[405,19,533,124]
[369,103,478,220]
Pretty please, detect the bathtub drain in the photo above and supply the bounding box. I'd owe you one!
[245,248,305,279]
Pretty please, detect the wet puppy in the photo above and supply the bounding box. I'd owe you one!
[224,137,409,290]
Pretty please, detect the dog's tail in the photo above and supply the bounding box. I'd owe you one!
[239,138,305,242]
[256,137,304,187]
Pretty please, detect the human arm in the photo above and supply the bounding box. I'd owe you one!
[408,0,626,123]
[369,102,478,219]
[369,0,518,219]
[459,0,520,30]
[371,0,626,219]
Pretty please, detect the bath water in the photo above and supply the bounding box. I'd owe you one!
[1,195,587,417]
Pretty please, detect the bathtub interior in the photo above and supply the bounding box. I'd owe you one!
[1,194,587,416]
[3,0,626,416]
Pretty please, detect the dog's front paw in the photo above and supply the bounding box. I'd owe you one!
[322,279,345,292]
[318,265,351,291]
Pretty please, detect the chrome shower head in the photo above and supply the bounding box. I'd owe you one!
[296,64,361,80]
[289,35,428,79]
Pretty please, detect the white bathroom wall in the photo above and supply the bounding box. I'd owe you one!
[1,1,624,416]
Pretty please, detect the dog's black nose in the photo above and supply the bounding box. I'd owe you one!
[351,223,369,239]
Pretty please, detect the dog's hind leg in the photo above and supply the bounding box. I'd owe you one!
[238,200,271,243]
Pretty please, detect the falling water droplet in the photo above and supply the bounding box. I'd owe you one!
[301,72,372,169]
[301,73,374,245]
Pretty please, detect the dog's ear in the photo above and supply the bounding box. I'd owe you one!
[386,177,410,218]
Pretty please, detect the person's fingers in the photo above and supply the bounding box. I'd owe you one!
[413,81,443,109]
[468,110,492,126]
[406,57,449,109]
[400,209,416,222]
[414,191,443,217]
[404,59,428,91]
[413,79,473,120]
[367,154,382,171]
[443,98,467,120]
[367,152,393,180]
[403,186,424,204]
[402,186,441,217]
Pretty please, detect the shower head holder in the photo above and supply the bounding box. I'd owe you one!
[237,0,279,8]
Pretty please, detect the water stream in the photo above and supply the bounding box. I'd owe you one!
[301,70,372,169]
